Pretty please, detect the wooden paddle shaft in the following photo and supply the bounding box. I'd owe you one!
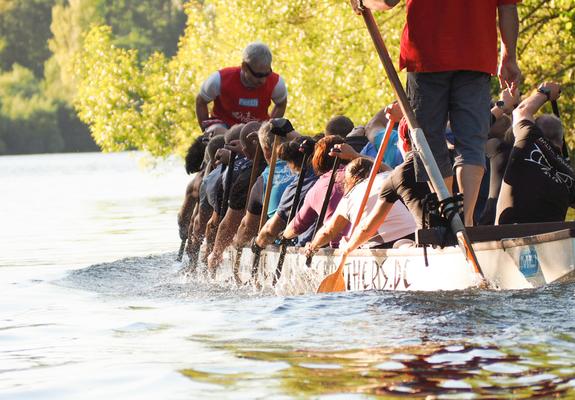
[259,135,281,232]
[274,154,310,285]
[361,9,484,277]
[220,152,237,218]
[351,118,395,234]
[245,144,262,211]
[318,119,396,291]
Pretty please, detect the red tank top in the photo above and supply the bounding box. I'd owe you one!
[212,66,280,126]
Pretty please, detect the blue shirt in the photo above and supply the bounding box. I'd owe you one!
[360,127,403,168]
[261,160,296,218]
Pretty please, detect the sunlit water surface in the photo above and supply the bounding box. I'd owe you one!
[1,152,575,399]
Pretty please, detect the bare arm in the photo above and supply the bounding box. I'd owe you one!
[195,94,211,129]
[342,199,393,255]
[512,82,561,126]
[255,214,287,247]
[270,99,287,119]
[305,213,350,257]
[498,4,521,90]
[233,211,260,248]
[203,211,220,262]
[208,208,246,269]
[177,181,197,240]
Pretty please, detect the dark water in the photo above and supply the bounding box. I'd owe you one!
[2,153,575,399]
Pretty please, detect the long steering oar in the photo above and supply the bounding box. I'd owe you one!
[306,155,341,267]
[360,8,486,283]
[250,118,293,281]
[317,118,396,293]
[273,139,315,285]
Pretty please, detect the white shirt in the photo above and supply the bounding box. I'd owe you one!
[335,172,417,248]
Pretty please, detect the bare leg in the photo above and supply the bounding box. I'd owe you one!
[456,165,484,226]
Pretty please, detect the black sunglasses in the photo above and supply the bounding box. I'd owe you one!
[244,62,272,79]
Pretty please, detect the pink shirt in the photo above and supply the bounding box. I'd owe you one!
[290,166,346,246]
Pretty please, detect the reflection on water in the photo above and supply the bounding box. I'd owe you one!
[182,339,575,399]
[3,153,575,399]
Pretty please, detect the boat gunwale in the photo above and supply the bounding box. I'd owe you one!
[257,227,575,258]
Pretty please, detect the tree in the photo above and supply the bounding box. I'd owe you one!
[0,64,63,154]
[0,0,56,77]
[73,0,575,158]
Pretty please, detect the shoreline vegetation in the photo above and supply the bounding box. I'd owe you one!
[0,0,573,158]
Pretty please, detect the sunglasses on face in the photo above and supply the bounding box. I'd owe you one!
[244,62,272,79]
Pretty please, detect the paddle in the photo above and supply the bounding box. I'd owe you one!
[233,143,263,283]
[317,118,396,293]
[306,155,341,267]
[176,238,186,262]
[359,8,486,282]
[220,149,237,219]
[273,139,315,285]
[551,100,570,163]
[250,118,293,280]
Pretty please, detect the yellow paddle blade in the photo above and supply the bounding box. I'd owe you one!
[317,256,347,293]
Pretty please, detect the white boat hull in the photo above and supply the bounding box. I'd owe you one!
[209,228,575,296]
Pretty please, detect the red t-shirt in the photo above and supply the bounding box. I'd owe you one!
[212,66,280,126]
[399,0,519,74]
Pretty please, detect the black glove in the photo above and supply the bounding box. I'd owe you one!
[251,238,263,256]
[270,118,294,137]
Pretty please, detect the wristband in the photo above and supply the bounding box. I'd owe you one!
[537,86,551,101]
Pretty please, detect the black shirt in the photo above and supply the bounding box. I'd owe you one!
[496,120,575,224]
[379,153,431,228]
[227,157,265,211]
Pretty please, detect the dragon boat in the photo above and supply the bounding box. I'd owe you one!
[210,221,575,296]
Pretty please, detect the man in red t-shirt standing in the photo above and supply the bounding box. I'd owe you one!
[195,42,288,130]
[351,0,521,226]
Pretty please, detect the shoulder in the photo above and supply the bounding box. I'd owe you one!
[271,75,287,103]
[199,71,222,101]
[513,119,541,142]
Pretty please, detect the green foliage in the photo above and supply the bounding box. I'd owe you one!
[0,64,63,154]
[100,0,186,59]
[518,0,575,150]
[72,0,575,159]
[0,0,56,77]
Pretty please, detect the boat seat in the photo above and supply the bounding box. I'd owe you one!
[416,221,575,247]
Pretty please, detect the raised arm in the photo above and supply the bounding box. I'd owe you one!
[512,82,561,125]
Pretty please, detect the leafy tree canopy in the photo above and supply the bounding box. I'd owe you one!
[73,0,575,158]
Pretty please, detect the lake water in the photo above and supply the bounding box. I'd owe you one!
[1,152,575,399]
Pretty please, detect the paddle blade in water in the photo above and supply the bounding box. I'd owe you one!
[317,256,347,293]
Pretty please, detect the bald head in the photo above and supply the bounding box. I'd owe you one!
[536,114,563,149]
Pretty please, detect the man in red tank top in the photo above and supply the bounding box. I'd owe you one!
[195,42,288,129]
[351,0,521,226]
